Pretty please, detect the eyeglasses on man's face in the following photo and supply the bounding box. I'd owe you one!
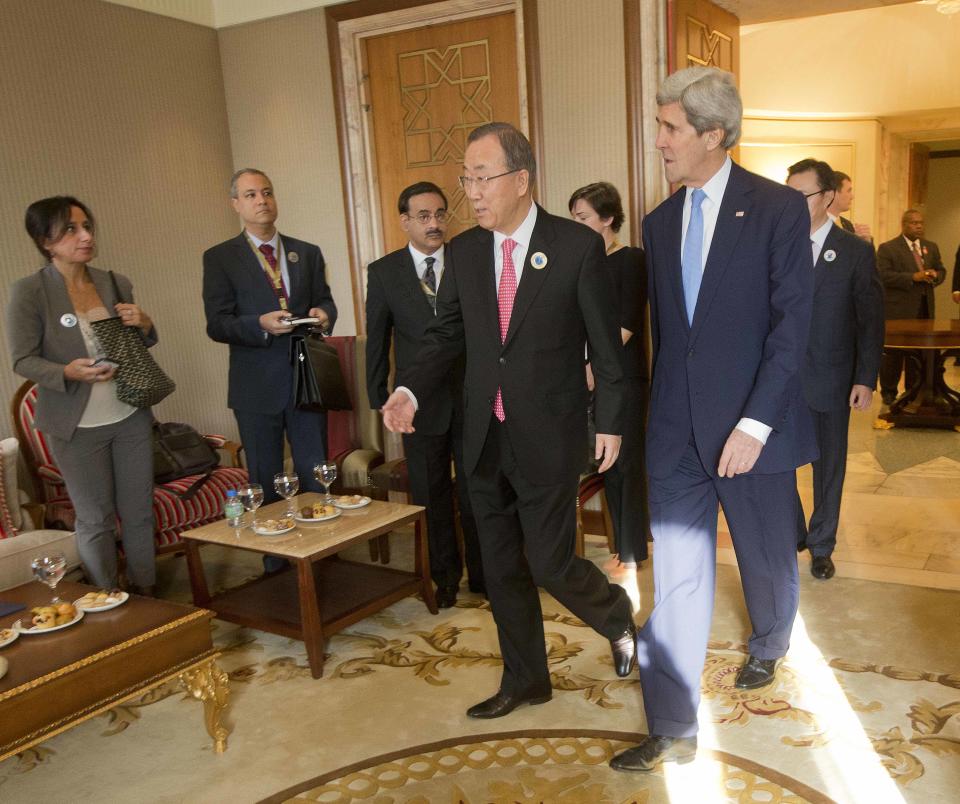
[457,168,522,189]
[404,210,448,224]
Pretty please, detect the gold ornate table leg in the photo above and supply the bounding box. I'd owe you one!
[180,658,230,753]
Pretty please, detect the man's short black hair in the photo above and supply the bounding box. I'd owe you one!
[398,182,447,215]
[787,158,836,193]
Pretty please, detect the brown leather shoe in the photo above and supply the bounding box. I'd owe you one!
[466,688,552,719]
[610,734,697,772]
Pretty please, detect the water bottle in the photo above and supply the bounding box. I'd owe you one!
[224,489,243,530]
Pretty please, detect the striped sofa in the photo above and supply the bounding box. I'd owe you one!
[13,382,248,552]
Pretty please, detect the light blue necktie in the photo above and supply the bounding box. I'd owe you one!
[682,188,706,326]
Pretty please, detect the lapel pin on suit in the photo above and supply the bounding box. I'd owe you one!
[288,251,299,263]
[60,313,77,328]
[735,211,745,217]
[823,249,836,263]
[531,251,547,269]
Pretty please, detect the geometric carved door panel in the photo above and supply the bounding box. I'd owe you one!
[671,0,739,77]
[365,11,521,254]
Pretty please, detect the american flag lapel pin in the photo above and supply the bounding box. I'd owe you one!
[735,211,745,217]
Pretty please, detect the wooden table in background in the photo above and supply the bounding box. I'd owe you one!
[877,319,960,430]
[181,494,435,679]
[0,581,229,762]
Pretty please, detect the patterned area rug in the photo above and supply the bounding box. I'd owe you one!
[1,544,958,803]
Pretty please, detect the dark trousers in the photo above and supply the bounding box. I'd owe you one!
[638,439,800,738]
[796,405,851,558]
[603,378,650,564]
[235,393,327,571]
[879,350,921,399]
[469,417,631,696]
[402,411,483,589]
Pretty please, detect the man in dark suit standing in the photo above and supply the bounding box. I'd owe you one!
[381,123,636,720]
[366,181,484,608]
[786,159,884,581]
[827,171,873,242]
[877,209,946,404]
[610,67,816,773]
[203,169,337,564]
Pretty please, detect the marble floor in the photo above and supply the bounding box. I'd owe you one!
[719,362,960,591]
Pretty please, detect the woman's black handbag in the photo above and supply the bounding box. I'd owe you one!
[291,330,352,412]
[89,271,175,408]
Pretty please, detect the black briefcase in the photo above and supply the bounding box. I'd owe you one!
[291,330,353,412]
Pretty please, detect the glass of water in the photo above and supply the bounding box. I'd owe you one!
[274,472,300,517]
[31,553,67,604]
[314,463,338,504]
[237,483,264,528]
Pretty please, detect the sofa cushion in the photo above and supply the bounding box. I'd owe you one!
[0,528,81,592]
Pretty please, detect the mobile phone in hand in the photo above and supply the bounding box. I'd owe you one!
[92,357,120,370]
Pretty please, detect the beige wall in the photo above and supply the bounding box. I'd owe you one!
[537,0,633,244]
[926,157,960,318]
[218,8,356,336]
[0,0,238,441]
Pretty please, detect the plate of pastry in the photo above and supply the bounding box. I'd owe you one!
[253,517,296,536]
[15,603,84,634]
[333,494,372,509]
[0,627,18,649]
[295,502,341,523]
[74,590,129,613]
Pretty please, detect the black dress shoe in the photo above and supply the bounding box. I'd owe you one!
[436,585,458,608]
[796,540,807,553]
[466,688,552,719]
[811,555,835,580]
[610,622,637,678]
[734,655,781,689]
[610,734,697,772]
[468,580,486,595]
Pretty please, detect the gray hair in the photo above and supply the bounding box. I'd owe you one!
[656,67,742,150]
[467,122,537,185]
[229,168,271,198]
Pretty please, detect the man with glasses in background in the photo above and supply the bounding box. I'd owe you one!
[366,182,484,609]
[381,123,636,721]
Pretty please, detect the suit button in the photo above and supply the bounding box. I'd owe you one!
[498,357,506,365]
[688,349,694,357]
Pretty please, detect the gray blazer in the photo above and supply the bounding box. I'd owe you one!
[6,264,158,440]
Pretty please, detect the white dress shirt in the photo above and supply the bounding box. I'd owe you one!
[811,217,833,264]
[681,156,771,445]
[409,243,445,286]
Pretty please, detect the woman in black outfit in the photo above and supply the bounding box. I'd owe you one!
[570,182,650,607]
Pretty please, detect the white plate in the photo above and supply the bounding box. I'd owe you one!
[253,522,296,536]
[295,509,341,523]
[0,628,18,649]
[74,591,129,613]
[15,609,84,635]
[333,496,372,510]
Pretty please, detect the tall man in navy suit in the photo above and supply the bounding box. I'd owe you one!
[366,181,484,608]
[203,169,337,566]
[786,159,883,582]
[610,67,816,773]
[381,123,636,721]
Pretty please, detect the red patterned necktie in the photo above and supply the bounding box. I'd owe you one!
[911,240,925,270]
[494,238,518,422]
[259,243,288,295]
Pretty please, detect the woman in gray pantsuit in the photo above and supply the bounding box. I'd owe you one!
[7,196,158,594]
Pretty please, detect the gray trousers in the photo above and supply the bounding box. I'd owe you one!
[47,407,156,588]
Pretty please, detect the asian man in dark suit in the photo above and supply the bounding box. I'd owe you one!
[366,181,484,609]
[786,159,884,582]
[203,169,337,571]
[381,123,635,721]
[610,67,816,773]
[877,209,946,404]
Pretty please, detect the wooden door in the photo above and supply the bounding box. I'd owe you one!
[670,0,739,76]
[364,12,521,254]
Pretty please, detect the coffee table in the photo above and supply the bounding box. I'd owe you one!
[181,493,436,679]
[0,580,230,762]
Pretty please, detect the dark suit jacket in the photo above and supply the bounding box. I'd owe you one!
[802,226,884,412]
[876,235,945,319]
[836,215,855,233]
[7,264,158,440]
[202,232,337,414]
[402,205,624,485]
[643,161,816,479]
[365,246,464,436]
